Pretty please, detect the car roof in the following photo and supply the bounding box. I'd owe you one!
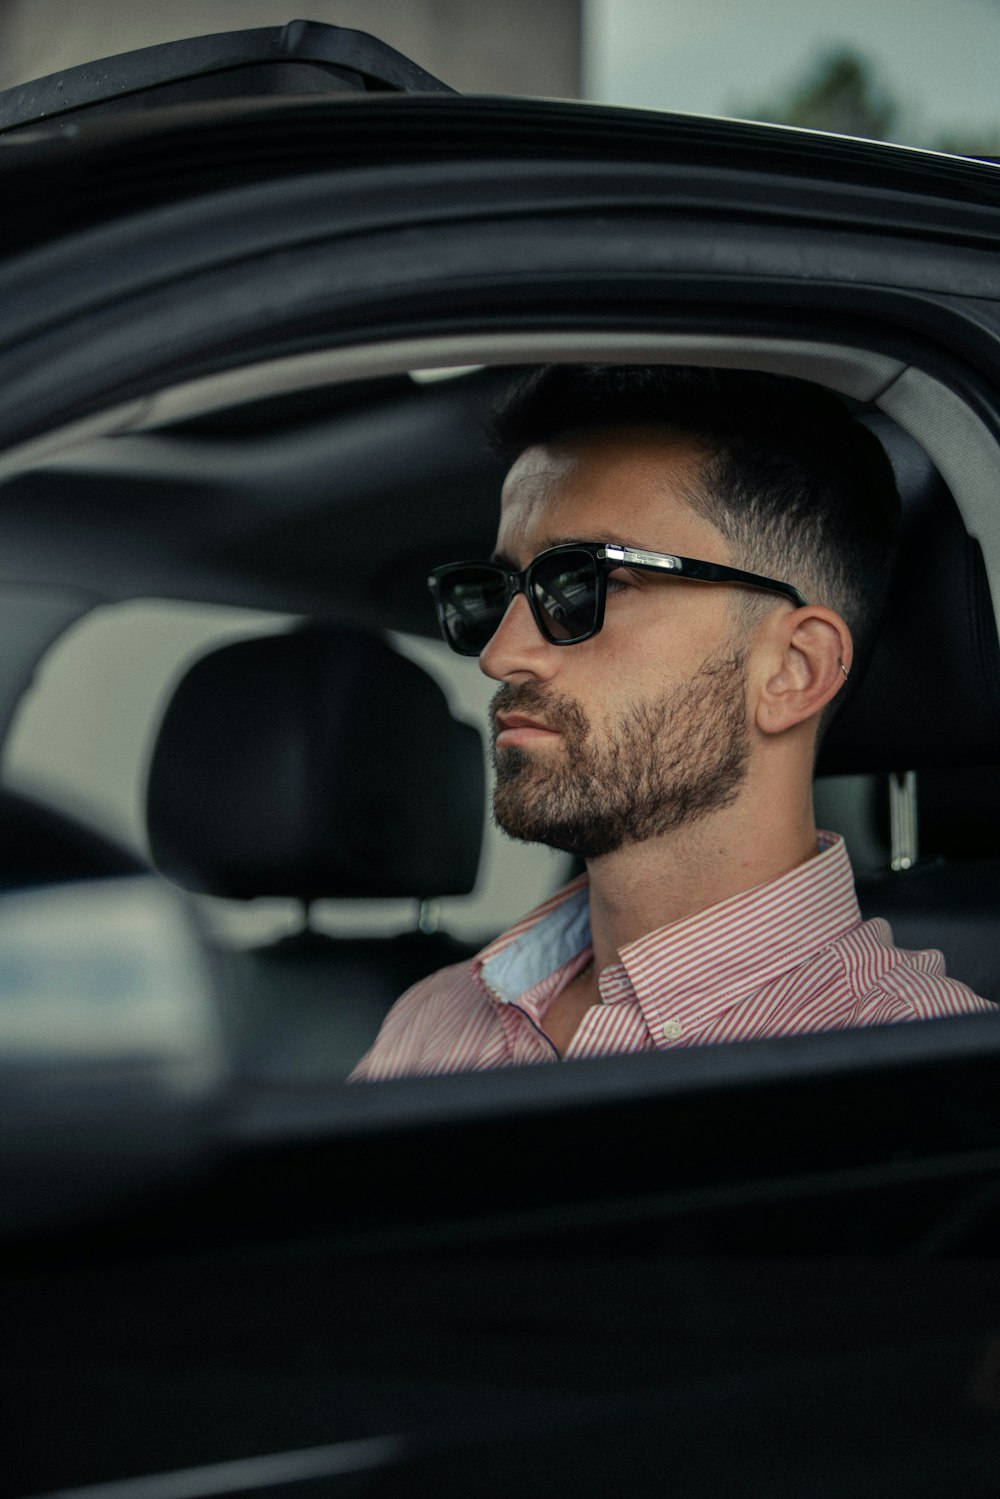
[0,74,999,626]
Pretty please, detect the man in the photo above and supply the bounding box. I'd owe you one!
[351,364,991,1080]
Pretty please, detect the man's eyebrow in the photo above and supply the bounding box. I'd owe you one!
[489,538,589,567]
[545,535,595,550]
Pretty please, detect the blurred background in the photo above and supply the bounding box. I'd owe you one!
[2,0,999,150]
[588,0,1000,155]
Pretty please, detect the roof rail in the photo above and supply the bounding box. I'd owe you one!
[0,19,455,135]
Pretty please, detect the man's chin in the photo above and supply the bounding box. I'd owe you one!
[492,789,616,860]
[493,779,558,848]
[493,817,585,856]
[492,738,559,770]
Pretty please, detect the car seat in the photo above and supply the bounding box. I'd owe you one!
[817,416,1000,1002]
[0,785,145,889]
[146,625,484,1080]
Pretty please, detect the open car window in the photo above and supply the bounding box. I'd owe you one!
[2,597,570,946]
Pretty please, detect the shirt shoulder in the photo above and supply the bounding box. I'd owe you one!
[831,918,994,1024]
[348,958,484,1081]
[349,877,592,1081]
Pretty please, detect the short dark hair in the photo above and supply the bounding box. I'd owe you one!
[488,364,900,682]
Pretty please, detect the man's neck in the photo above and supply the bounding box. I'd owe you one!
[584,800,820,976]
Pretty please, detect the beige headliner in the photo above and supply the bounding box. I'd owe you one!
[2,330,998,638]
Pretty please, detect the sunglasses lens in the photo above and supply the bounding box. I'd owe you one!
[530,551,600,642]
[434,566,509,655]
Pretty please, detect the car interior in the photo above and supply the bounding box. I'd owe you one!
[2,338,999,1066]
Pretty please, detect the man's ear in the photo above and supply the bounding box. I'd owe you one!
[754,607,853,736]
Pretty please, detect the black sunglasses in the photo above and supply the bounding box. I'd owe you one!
[428,541,807,657]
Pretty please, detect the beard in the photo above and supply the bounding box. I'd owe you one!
[490,649,751,860]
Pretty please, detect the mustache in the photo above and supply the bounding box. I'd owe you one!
[489,682,588,739]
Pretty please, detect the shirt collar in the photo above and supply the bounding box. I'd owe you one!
[477,875,590,1005]
[616,833,861,1032]
[474,835,861,1021]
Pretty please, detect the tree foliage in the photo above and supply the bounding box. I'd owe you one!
[740,47,898,140]
[738,45,1000,157]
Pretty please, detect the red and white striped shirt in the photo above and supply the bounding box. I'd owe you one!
[350,835,992,1081]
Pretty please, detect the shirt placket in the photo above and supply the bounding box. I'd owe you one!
[564,963,655,1059]
[484,971,562,1065]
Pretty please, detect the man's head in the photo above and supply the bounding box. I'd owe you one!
[486,364,900,672]
[435,364,900,860]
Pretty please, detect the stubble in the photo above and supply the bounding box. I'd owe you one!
[490,650,751,860]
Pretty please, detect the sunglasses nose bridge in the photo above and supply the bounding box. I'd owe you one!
[507,561,532,607]
[502,569,541,638]
[478,583,555,680]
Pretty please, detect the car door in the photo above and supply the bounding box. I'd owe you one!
[5,26,1000,1499]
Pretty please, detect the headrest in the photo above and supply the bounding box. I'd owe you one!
[146,627,484,899]
[818,422,1000,774]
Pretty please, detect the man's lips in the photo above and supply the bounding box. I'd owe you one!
[494,711,562,747]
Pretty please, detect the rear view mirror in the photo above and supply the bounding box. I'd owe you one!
[0,876,226,1237]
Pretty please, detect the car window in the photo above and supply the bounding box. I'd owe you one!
[1,597,571,946]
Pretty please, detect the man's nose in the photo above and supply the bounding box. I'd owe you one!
[479,591,555,683]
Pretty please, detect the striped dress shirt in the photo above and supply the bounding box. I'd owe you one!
[350,835,993,1081]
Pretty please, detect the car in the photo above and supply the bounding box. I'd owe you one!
[3,20,1000,1498]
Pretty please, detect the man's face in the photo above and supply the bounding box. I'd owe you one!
[480,428,753,859]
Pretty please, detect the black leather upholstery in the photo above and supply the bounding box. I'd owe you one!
[818,419,1000,1004]
[820,425,1000,775]
[147,626,483,899]
[856,862,1000,1003]
[145,625,486,1079]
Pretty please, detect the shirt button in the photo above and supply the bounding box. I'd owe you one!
[661,1019,683,1042]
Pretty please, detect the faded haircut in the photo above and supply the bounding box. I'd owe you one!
[487,364,901,686]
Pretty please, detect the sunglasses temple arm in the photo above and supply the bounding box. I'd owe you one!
[675,558,807,607]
